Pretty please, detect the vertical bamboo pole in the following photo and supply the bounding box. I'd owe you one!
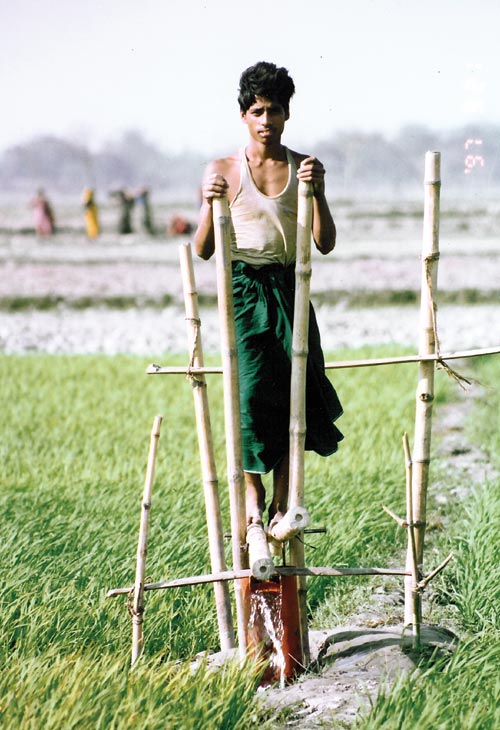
[403,432,421,648]
[179,242,235,651]
[131,415,162,667]
[404,151,441,626]
[212,196,249,658]
[288,180,314,664]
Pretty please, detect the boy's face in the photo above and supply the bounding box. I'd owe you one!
[241,96,288,145]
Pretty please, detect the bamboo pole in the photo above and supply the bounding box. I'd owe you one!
[270,504,310,541]
[179,242,235,651]
[246,523,274,580]
[403,432,421,648]
[131,415,162,667]
[288,180,314,664]
[146,345,500,377]
[212,196,248,658]
[417,552,453,590]
[404,151,441,626]
[107,565,411,597]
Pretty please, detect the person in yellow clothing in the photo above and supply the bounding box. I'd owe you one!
[82,188,100,239]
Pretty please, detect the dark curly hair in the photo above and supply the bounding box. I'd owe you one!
[238,61,295,116]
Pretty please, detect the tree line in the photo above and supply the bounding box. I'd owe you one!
[1,125,499,199]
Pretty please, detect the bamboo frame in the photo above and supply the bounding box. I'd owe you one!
[246,523,274,580]
[288,181,313,510]
[179,242,235,651]
[287,180,314,664]
[270,504,310,541]
[112,150,500,666]
[403,432,421,648]
[212,196,248,657]
[146,345,500,377]
[107,564,411,597]
[131,415,162,667]
[404,151,440,626]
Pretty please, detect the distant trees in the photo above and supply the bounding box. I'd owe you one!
[0,136,91,193]
[0,130,206,198]
[1,125,499,198]
[314,124,500,197]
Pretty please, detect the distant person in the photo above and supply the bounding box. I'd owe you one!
[109,189,134,234]
[31,189,55,237]
[135,186,156,235]
[168,213,193,236]
[82,187,100,239]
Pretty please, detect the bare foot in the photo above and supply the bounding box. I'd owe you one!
[246,497,265,526]
[267,509,286,531]
[266,511,285,557]
[245,473,266,526]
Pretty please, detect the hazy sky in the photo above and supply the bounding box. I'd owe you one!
[1,0,498,156]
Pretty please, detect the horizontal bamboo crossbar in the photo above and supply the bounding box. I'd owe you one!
[107,565,411,597]
[146,345,500,377]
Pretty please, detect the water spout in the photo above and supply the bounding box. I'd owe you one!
[244,575,304,687]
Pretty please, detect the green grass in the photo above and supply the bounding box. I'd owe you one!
[0,653,263,729]
[356,480,500,730]
[355,354,500,729]
[1,349,499,727]
[3,287,499,311]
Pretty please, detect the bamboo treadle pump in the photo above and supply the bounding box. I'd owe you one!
[107,151,470,671]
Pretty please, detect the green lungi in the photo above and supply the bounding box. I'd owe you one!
[232,260,344,474]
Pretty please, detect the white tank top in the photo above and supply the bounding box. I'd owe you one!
[229,147,299,267]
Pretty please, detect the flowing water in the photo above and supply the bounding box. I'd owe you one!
[248,582,287,688]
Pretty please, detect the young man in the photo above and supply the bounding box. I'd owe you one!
[194,61,343,531]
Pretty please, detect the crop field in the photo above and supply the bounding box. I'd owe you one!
[1,195,499,727]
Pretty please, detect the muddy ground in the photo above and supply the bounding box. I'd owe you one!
[0,222,499,355]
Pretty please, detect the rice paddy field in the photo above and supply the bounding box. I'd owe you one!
[1,194,500,727]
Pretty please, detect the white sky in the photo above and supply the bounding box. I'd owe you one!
[1,0,499,156]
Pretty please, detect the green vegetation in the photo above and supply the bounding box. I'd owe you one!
[1,350,499,727]
[0,294,175,312]
[355,354,500,730]
[4,287,500,313]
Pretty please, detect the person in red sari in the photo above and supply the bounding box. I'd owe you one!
[31,189,55,237]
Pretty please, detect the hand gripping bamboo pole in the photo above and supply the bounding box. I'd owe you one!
[131,415,162,667]
[288,180,314,664]
[404,151,441,626]
[179,242,235,651]
[212,196,249,657]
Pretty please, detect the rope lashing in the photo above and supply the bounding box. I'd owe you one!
[423,253,472,389]
[185,317,204,387]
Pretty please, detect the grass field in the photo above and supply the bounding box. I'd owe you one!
[1,349,499,728]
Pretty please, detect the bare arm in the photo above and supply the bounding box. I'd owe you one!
[193,196,216,261]
[194,157,237,260]
[296,156,336,254]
